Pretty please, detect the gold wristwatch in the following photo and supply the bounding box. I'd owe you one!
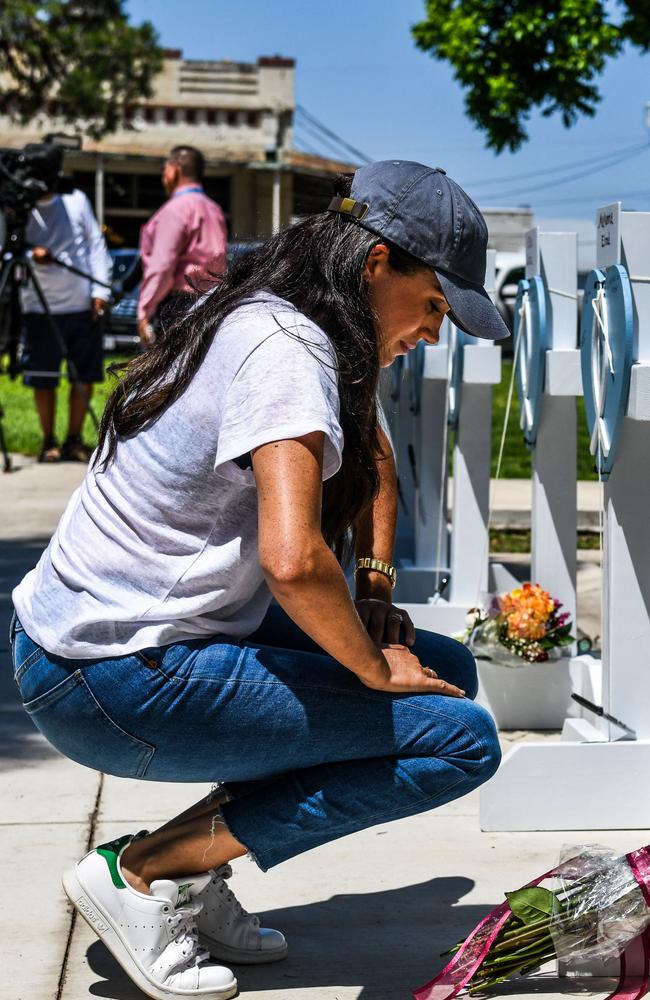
[354,557,397,589]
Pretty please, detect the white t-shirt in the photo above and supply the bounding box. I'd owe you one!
[13,294,343,658]
[21,190,112,314]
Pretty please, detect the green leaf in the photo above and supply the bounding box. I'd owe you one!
[411,0,632,151]
[505,886,557,925]
[0,0,163,138]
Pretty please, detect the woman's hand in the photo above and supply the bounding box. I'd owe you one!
[253,434,452,690]
[360,644,465,697]
[355,598,416,647]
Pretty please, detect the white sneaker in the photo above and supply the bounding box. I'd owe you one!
[195,864,288,965]
[62,834,238,999]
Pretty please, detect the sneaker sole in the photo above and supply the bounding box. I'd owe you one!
[200,935,288,965]
[62,866,238,1000]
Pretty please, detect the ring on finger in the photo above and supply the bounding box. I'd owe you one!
[387,611,403,623]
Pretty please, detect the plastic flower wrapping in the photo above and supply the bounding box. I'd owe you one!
[413,843,650,1000]
[460,583,574,666]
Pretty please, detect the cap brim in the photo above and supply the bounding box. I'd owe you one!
[435,269,510,341]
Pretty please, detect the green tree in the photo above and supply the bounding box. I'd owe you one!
[0,1,163,139]
[412,1,650,152]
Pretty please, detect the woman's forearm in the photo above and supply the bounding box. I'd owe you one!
[263,543,390,685]
[354,425,398,601]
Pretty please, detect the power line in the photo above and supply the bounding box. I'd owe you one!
[524,187,650,207]
[293,126,355,163]
[294,117,364,163]
[293,121,330,154]
[475,143,650,201]
[296,105,371,163]
[293,132,330,159]
[461,140,647,189]
[296,105,372,164]
[295,108,369,164]
[293,119,364,165]
[475,142,650,199]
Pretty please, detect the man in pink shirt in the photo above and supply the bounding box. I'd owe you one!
[137,145,228,346]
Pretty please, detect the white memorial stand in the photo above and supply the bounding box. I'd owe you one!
[481,232,581,730]
[381,338,449,599]
[528,229,580,631]
[448,252,502,609]
[391,251,502,634]
[480,206,650,833]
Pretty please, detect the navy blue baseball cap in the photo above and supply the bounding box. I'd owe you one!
[328,159,509,342]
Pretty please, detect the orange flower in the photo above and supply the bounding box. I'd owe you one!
[499,583,554,641]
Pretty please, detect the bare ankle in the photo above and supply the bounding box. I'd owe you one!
[121,865,151,895]
[120,844,151,895]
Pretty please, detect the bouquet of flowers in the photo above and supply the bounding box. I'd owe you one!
[460,583,574,666]
[413,843,650,1000]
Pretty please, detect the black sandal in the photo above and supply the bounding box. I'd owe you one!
[61,435,92,463]
[38,437,61,463]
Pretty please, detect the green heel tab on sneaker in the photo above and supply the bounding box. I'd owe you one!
[96,834,132,889]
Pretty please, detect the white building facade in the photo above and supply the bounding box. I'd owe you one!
[0,51,353,247]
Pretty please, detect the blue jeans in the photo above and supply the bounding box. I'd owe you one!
[10,606,500,871]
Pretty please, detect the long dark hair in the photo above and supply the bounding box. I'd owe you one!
[97,174,426,563]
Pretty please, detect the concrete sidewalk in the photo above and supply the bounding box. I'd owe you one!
[485,478,602,531]
[0,456,631,1000]
[4,455,604,536]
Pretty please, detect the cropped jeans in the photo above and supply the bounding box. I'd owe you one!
[10,605,500,871]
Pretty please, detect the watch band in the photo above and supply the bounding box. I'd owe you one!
[354,557,397,589]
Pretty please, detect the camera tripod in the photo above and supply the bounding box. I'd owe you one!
[0,217,111,473]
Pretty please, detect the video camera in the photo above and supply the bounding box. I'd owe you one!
[0,143,64,227]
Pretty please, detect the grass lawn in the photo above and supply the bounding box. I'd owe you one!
[490,529,600,553]
[488,361,596,480]
[0,354,128,457]
[1,354,597,480]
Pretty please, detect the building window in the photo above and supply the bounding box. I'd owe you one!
[206,109,217,125]
[227,110,238,126]
[186,108,196,125]
[165,107,175,124]
[247,111,258,127]
[144,107,155,123]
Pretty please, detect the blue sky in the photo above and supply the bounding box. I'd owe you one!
[126,0,650,219]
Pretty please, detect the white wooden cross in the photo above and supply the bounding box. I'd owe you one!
[481,205,650,833]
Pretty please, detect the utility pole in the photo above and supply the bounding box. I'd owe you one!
[267,109,290,234]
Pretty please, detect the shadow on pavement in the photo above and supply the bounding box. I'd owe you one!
[84,876,495,999]
[0,535,62,767]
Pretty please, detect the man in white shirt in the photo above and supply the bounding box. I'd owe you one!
[20,148,112,462]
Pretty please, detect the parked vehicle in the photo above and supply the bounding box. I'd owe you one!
[103,249,140,352]
[494,252,525,331]
[103,242,264,353]
[493,251,590,356]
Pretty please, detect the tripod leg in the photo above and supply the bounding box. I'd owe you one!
[0,259,22,470]
[0,256,15,301]
[0,398,12,472]
[0,256,20,371]
[23,258,100,431]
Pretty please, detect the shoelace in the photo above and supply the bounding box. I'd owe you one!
[210,865,260,929]
[168,901,210,967]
